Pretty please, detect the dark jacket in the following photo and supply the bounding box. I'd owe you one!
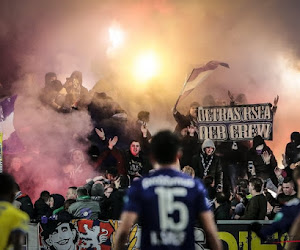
[100,188,126,220]
[248,143,277,182]
[34,198,52,220]
[95,145,152,180]
[179,135,200,168]
[214,202,231,220]
[285,142,300,176]
[16,193,34,219]
[173,111,196,135]
[191,153,223,186]
[240,194,267,220]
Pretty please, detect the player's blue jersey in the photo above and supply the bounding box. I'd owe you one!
[123,168,210,250]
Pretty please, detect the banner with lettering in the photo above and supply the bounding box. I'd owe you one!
[197,103,274,141]
[37,220,289,250]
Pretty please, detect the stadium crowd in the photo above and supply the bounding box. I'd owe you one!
[2,71,300,227]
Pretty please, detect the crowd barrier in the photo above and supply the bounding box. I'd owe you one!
[25,220,288,250]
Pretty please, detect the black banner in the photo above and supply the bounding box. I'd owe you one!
[197,103,274,141]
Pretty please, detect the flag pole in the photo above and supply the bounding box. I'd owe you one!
[173,69,194,111]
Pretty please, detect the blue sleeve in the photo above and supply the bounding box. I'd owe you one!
[123,179,142,214]
[194,180,210,213]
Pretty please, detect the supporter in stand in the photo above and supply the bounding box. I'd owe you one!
[285,133,300,177]
[39,72,64,111]
[50,194,65,214]
[66,186,77,200]
[216,141,248,192]
[214,192,231,220]
[57,71,90,111]
[34,190,52,219]
[236,177,267,220]
[62,149,94,186]
[203,175,216,202]
[252,166,300,241]
[135,111,152,143]
[173,102,200,135]
[285,132,300,176]
[68,187,100,220]
[191,139,223,191]
[231,179,248,219]
[53,199,77,222]
[94,128,152,182]
[179,125,199,169]
[15,183,34,219]
[247,135,278,193]
[276,177,297,205]
[182,165,195,178]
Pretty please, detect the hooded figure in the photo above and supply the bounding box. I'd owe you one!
[248,135,278,188]
[285,132,300,176]
[191,139,223,188]
[60,71,90,110]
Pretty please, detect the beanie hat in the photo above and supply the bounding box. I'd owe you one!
[202,139,216,153]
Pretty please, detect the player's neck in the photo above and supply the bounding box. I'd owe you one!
[158,163,180,171]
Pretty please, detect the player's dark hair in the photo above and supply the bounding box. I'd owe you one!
[249,177,263,192]
[150,130,180,165]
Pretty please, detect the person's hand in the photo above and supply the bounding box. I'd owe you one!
[274,167,282,177]
[262,151,271,165]
[187,125,196,136]
[108,136,118,149]
[93,176,104,182]
[234,215,240,220]
[141,124,148,138]
[273,206,281,214]
[273,95,279,107]
[95,128,105,140]
[86,178,93,183]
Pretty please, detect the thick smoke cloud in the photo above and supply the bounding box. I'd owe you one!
[1,0,300,199]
